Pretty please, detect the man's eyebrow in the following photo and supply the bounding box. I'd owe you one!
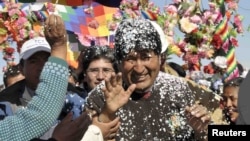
[125,54,136,58]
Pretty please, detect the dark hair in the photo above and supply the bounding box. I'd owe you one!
[168,62,186,77]
[3,64,21,87]
[223,77,244,89]
[237,62,244,76]
[68,66,79,83]
[19,59,24,66]
[82,45,118,73]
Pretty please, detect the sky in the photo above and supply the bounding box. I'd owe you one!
[0,0,250,85]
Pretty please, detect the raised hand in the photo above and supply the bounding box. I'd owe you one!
[44,14,67,47]
[43,14,67,60]
[102,72,136,115]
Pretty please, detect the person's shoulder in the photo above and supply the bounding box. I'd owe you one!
[0,80,25,104]
[155,72,190,94]
[157,71,187,84]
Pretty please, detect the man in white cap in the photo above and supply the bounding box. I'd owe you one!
[0,37,52,111]
[0,15,92,140]
[0,20,120,141]
[19,37,52,95]
[0,14,88,141]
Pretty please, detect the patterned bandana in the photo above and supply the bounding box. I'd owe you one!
[114,18,162,62]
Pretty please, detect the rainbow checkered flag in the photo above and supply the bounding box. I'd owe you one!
[10,1,117,44]
[17,0,84,6]
[54,2,118,37]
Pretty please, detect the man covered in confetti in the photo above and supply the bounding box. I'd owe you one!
[88,18,211,141]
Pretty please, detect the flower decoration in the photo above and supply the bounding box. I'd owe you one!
[3,46,15,63]
[161,0,242,74]
[179,17,198,34]
[2,45,16,69]
[72,3,111,46]
[88,19,99,29]
[109,0,161,29]
[0,0,44,64]
[3,46,15,55]
[45,2,56,13]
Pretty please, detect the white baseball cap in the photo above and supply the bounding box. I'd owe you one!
[20,37,51,60]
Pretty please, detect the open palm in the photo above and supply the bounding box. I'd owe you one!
[102,72,136,114]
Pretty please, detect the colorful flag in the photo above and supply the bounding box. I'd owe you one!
[54,2,118,37]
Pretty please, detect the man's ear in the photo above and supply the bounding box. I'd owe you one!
[159,55,162,65]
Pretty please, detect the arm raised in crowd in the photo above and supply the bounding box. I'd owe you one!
[0,14,69,141]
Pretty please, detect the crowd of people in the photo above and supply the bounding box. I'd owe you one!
[0,13,249,141]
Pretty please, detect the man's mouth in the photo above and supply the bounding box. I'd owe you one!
[225,108,237,114]
[132,74,148,82]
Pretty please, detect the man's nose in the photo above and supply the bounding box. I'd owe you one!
[226,99,232,107]
[133,59,145,73]
[37,60,47,71]
[96,70,105,80]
